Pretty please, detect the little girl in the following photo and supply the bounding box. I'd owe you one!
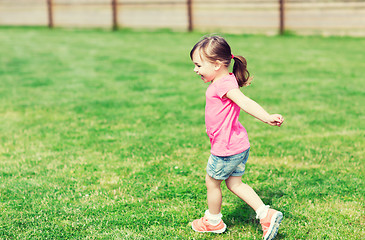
[190,35,284,240]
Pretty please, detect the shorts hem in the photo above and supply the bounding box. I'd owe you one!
[207,172,245,181]
[207,172,228,181]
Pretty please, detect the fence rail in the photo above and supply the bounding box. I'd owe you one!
[0,0,364,36]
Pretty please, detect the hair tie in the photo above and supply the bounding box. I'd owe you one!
[231,54,235,59]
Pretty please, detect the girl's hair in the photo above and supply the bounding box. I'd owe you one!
[190,35,252,87]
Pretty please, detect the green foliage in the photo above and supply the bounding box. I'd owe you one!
[0,27,364,239]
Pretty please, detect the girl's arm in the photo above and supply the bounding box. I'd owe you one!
[226,88,284,127]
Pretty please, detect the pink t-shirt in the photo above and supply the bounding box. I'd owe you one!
[205,73,250,156]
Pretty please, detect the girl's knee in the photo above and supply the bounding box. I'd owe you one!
[226,180,245,192]
[205,174,222,189]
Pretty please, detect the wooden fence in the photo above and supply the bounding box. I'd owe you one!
[0,0,364,36]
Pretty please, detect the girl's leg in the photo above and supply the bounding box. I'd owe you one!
[225,176,283,240]
[205,174,223,214]
[225,176,264,211]
[191,174,226,233]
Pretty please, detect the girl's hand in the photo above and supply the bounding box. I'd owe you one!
[267,114,284,127]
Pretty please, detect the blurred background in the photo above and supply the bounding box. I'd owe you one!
[0,0,364,36]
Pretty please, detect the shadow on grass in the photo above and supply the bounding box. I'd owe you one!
[224,206,287,239]
[222,188,288,239]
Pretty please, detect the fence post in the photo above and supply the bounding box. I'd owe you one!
[47,0,54,28]
[187,0,193,32]
[112,0,118,31]
[279,0,285,35]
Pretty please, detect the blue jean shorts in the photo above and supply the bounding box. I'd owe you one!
[206,148,250,180]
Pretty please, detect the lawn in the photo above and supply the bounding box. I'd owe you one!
[0,27,364,239]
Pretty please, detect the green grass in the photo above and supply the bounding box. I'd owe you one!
[0,27,364,239]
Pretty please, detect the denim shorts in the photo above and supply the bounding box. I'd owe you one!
[206,148,250,180]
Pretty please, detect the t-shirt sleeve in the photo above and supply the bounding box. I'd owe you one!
[216,76,239,98]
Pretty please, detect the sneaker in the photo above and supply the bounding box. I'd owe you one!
[191,216,227,233]
[260,209,283,240]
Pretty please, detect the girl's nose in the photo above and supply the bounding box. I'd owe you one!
[194,66,198,73]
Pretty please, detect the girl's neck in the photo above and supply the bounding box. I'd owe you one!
[212,68,230,84]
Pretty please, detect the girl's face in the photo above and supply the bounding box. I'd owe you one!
[192,50,218,83]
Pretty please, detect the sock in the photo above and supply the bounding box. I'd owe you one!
[256,204,270,220]
[205,210,222,226]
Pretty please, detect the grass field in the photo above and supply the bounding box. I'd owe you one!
[0,27,364,239]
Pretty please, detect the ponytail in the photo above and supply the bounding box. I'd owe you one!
[232,55,252,87]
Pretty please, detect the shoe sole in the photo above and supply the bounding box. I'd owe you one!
[192,223,227,234]
[263,211,283,240]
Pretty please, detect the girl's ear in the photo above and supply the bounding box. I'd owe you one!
[214,60,224,70]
